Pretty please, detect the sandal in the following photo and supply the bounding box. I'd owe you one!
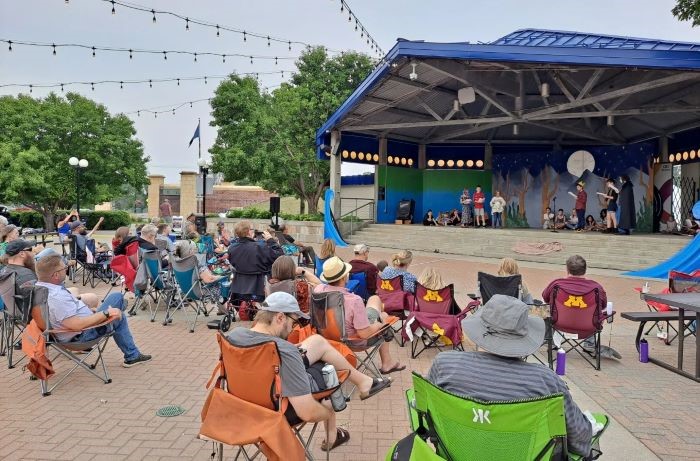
[380,363,406,375]
[321,427,350,452]
[360,377,391,401]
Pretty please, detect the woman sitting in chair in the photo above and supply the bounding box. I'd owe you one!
[380,250,417,293]
[174,240,224,285]
[497,257,533,304]
[266,256,321,313]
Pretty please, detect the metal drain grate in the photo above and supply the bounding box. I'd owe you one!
[156,405,186,417]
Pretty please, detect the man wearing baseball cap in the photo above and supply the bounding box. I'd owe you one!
[349,244,378,296]
[428,295,597,457]
[227,291,390,451]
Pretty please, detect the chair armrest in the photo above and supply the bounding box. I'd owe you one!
[47,316,116,335]
[311,369,350,400]
[457,301,480,319]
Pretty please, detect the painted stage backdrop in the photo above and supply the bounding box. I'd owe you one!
[492,142,656,231]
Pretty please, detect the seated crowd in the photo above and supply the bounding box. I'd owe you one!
[1,213,611,458]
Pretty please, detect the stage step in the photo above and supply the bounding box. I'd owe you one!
[347,225,690,273]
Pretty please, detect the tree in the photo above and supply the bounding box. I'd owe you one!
[0,93,149,230]
[673,0,700,26]
[210,48,375,214]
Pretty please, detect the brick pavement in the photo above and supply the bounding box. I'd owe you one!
[0,247,698,460]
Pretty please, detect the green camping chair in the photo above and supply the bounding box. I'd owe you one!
[387,372,608,461]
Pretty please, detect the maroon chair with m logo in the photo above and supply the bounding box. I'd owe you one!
[376,275,412,346]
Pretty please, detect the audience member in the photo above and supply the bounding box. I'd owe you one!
[497,257,533,304]
[112,226,131,252]
[227,220,283,299]
[349,244,379,295]
[216,221,231,247]
[278,223,316,266]
[422,209,438,226]
[381,250,417,293]
[565,208,578,230]
[174,240,223,285]
[0,224,20,257]
[267,255,321,289]
[138,224,159,252]
[417,267,444,290]
[490,191,506,228]
[473,185,486,227]
[156,223,176,254]
[69,217,105,262]
[376,260,389,272]
[56,210,79,242]
[317,239,336,267]
[35,254,152,367]
[315,257,405,375]
[1,239,38,293]
[428,295,596,458]
[226,292,390,451]
[541,255,619,358]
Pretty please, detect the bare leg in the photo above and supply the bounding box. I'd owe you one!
[321,400,337,446]
[300,334,374,394]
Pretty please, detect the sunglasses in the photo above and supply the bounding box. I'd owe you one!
[284,314,300,328]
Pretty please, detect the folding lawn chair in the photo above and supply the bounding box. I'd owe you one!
[666,269,700,343]
[376,275,413,346]
[140,250,178,322]
[168,254,216,332]
[0,272,33,368]
[349,271,369,302]
[405,283,478,359]
[199,332,349,461]
[310,290,396,389]
[267,278,311,314]
[386,372,608,461]
[546,284,614,371]
[475,272,522,306]
[30,285,114,396]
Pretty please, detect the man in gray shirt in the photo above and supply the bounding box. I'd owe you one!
[428,295,596,458]
[227,292,390,452]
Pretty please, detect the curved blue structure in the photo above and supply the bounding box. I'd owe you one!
[623,235,699,279]
[323,188,348,248]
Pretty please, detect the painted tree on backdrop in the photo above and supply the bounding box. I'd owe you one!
[0,93,149,230]
[673,0,700,26]
[209,47,375,214]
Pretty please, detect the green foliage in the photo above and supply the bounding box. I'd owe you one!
[673,0,700,26]
[0,93,149,230]
[10,210,131,230]
[210,48,375,213]
[226,207,323,222]
[505,202,530,228]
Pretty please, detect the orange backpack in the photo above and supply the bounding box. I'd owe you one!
[21,320,55,380]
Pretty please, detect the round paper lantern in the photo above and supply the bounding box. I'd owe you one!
[690,150,696,160]
[350,151,357,159]
[387,156,393,164]
[408,158,414,166]
[457,160,465,167]
[683,151,689,161]
[476,160,484,168]
[669,154,675,162]
[400,157,407,165]
[466,160,474,167]
[437,159,445,167]
[373,154,379,162]
[428,159,435,167]
[447,159,455,167]
[358,152,365,160]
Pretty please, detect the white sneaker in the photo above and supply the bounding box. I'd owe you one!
[656,331,668,340]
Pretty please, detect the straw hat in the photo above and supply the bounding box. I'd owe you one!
[320,256,352,283]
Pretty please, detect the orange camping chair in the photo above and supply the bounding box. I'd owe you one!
[199,332,348,461]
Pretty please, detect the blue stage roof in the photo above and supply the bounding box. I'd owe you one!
[317,29,700,160]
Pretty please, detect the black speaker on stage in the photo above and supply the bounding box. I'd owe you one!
[269,197,281,214]
[396,199,415,222]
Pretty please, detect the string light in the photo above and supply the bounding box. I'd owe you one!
[52,43,56,55]
[91,0,333,51]
[0,71,293,91]
[338,0,384,56]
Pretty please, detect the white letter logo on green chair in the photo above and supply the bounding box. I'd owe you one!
[472,408,491,424]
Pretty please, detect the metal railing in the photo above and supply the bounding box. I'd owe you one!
[339,197,375,236]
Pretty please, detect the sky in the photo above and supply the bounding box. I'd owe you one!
[1,0,698,184]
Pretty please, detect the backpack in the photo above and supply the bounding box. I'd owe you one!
[21,320,55,380]
[267,278,310,314]
[385,433,446,461]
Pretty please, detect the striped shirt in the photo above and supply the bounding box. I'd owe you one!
[428,351,592,457]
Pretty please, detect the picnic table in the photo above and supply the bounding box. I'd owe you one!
[23,231,57,247]
[641,292,700,382]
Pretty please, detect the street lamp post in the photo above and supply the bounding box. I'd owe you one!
[197,158,210,232]
[68,157,89,214]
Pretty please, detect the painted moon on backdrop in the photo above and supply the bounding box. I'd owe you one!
[567,150,595,178]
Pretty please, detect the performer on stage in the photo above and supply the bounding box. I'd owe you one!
[473,185,486,228]
[459,189,472,228]
[600,178,619,233]
[618,175,636,235]
[573,180,587,232]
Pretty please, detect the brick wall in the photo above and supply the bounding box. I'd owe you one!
[204,187,276,214]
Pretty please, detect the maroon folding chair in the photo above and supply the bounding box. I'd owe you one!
[406,283,477,359]
[376,275,412,346]
[666,270,700,344]
[546,284,613,370]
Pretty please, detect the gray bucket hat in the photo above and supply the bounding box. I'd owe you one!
[462,294,545,358]
[259,291,310,320]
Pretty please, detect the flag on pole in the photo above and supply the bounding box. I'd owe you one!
[188,121,200,147]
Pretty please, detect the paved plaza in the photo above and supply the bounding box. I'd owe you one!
[1,246,698,460]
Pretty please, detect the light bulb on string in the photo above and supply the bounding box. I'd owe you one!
[340,1,344,12]
[185,18,189,30]
[222,54,226,63]
[177,78,180,86]
[267,36,271,47]
[190,102,193,108]
[8,41,12,51]
[163,51,167,60]
[52,44,56,55]
[154,112,157,119]
[216,25,220,37]
[92,46,96,57]
[60,83,64,92]
[243,31,247,42]
[250,56,253,64]
[151,9,156,23]
[29,84,33,93]
[348,12,351,21]
[194,53,197,62]
[137,111,140,117]
[119,81,123,89]
[111,0,115,14]
[354,20,358,31]
[91,82,94,91]
[281,70,284,78]
[204,76,208,84]
[129,49,133,59]
[172,109,175,115]
[275,57,278,65]
[288,41,291,51]
[149,79,152,88]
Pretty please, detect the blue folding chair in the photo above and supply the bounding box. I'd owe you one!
[349,271,369,302]
[168,255,216,332]
[140,250,176,322]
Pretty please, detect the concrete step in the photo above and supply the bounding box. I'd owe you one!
[348,224,689,272]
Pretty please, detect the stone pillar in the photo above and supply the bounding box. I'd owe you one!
[147,175,165,219]
[179,171,199,218]
[659,136,669,162]
[378,137,388,166]
[329,130,342,217]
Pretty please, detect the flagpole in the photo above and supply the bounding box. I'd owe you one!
[198,118,201,159]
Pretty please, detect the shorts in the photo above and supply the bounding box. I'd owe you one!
[367,307,380,324]
[606,202,617,212]
[474,208,485,217]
